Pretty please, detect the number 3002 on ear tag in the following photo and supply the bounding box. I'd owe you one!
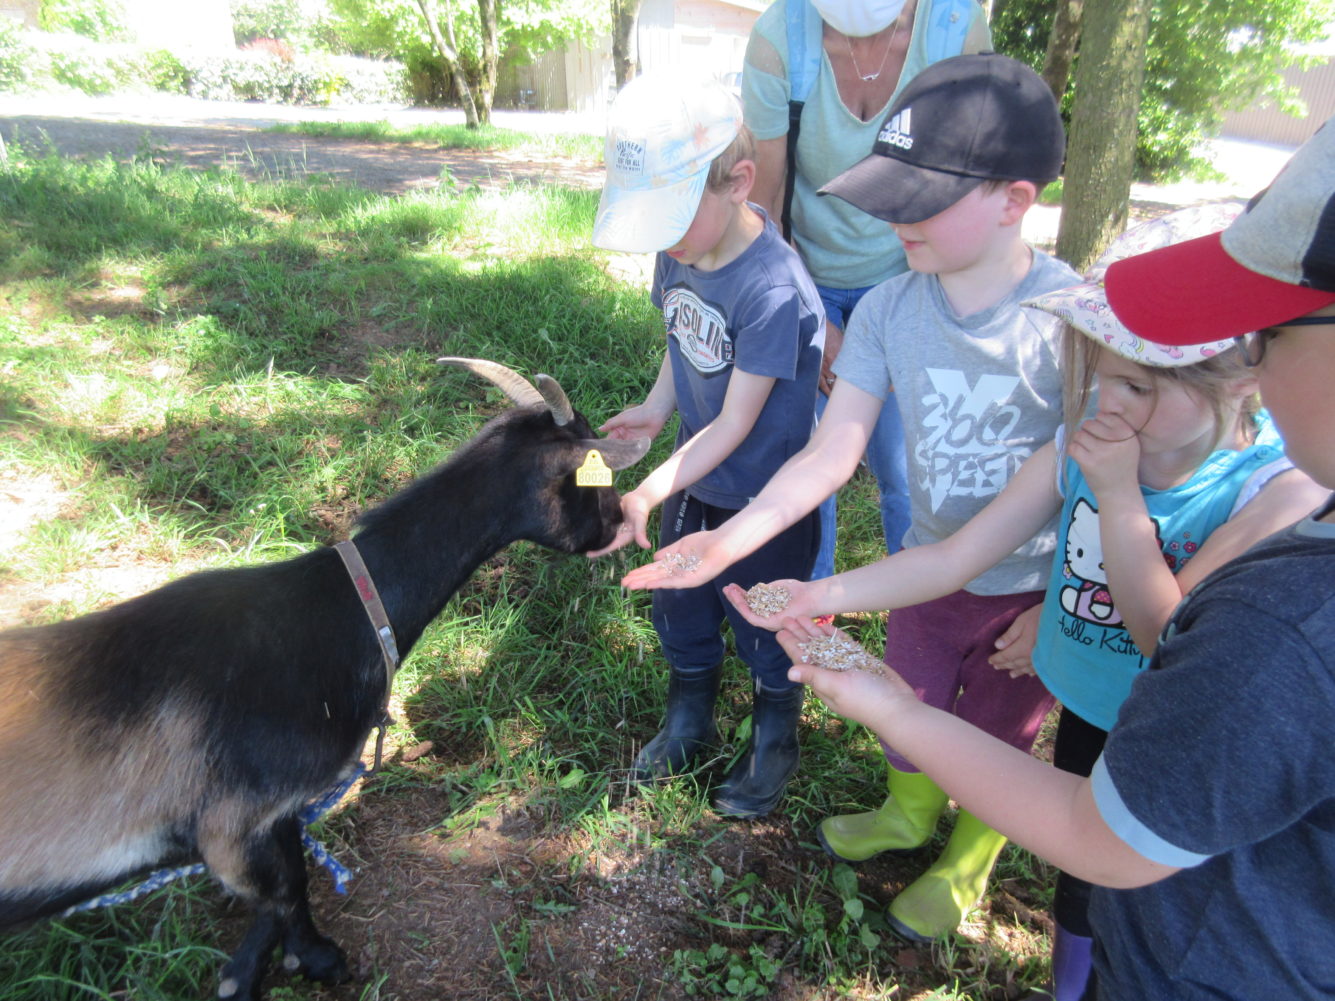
[576,450,613,487]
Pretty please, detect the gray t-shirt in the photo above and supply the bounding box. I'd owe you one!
[833,249,1079,594]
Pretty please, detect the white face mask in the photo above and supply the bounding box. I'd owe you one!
[811,0,907,37]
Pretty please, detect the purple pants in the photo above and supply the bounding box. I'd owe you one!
[880,587,1054,772]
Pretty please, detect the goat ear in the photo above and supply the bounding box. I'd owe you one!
[534,374,575,427]
[437,357,544,410]
[574,437,651,471]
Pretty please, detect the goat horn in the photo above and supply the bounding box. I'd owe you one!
[437,357,544,410]
[534,374,575,427]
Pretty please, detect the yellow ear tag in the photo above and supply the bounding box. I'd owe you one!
[576,450,613,487]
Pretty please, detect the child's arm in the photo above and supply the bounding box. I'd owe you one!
[621,377,882,588]
[722,441,1063,625]
[781,619,1180,889]
[599,353,676,441]
[1072,413,1327,654]
[1170,467,1327,594]
[599,368,778,554]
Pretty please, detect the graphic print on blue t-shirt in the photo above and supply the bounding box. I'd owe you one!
[662,285,734,374]
[916,367,1029,511]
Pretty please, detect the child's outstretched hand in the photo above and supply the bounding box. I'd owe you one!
[620,530,730,589]
[722,579,817,630]
[599,403,671,442]
[1068,411,1142,500]
[778,618,912,734]
[586,490,655,557]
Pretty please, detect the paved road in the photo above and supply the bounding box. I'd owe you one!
[0,92,1298,239]
[0,93,606,195]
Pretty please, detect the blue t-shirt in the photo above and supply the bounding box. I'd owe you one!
[1088,498,1335,1000]
[1034,412,1292,730]
[651,207,824,508]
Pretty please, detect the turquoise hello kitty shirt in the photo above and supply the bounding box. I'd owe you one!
[1033,412,1292,730]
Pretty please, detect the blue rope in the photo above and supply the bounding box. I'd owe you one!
[60,763,369,918]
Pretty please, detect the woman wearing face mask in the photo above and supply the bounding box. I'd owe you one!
[740,0,991,582]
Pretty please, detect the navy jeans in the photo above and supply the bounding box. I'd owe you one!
[651,492,820,690]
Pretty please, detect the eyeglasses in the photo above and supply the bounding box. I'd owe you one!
[1232,314,1335,368]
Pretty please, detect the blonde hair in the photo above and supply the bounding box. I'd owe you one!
[1060,324,1261,450]
[706,123,756,192]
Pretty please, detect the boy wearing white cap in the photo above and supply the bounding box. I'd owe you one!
[590,72,826,818]
[770,118,1335,1000]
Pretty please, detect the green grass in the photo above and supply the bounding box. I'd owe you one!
[267,119,603,161]
[0,136,1054,1000]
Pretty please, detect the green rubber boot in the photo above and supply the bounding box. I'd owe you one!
[817,767,949,862]
[886,809,1008,942]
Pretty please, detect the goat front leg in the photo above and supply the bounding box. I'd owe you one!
[205,813,348,1000]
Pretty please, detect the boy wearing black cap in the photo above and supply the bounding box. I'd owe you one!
[780,117,1335,1000]
[623,53,1079,940]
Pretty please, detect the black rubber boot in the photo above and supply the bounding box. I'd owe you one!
[713,680,803,818]
[632,664,722,783]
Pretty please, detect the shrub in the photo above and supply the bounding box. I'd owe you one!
[0,25,409,105]
[240,37,296,62]
[28,30,142,94]
[142,47,188,93]
[177,49,408,106]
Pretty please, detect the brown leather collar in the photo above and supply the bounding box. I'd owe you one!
[334,539,399,770]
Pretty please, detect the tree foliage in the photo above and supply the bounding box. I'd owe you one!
[38,0,129,42]
[993,0,1335,178]
[326,0,608,111]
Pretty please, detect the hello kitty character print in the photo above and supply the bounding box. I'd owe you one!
[1059,498,1176,629]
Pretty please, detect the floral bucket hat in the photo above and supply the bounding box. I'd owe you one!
[1024,203,1246,367]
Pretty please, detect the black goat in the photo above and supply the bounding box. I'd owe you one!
[0,358,648,1000]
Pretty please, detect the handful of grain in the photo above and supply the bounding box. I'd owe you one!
[744,582,791,617]
[799,634,885,675]
[661,552,702,575]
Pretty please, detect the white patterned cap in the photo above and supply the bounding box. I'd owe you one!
[593,72,743,253]
[1023,203,1246,367]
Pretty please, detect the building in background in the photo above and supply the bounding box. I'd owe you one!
[1220,39,1335,147]
[500,0,764,115]
[121,0,233,51]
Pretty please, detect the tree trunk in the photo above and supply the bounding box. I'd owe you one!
[476,0,498,126]
[1054,0,1150,273]
[1040,0,1083,102]
[416,0,481,127]
[611,0,640,88]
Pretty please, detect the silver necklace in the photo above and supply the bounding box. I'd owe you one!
[844,18,902,83]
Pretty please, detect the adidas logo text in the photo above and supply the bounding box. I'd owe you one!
[878,108,913,150]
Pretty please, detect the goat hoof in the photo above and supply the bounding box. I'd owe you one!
[285,939,350,985]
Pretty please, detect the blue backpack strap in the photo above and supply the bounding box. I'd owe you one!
[786,0,823,104]
[922,0,975,64]
[782,0,824,241]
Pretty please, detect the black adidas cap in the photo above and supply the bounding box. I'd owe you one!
[820,53,1065,224]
